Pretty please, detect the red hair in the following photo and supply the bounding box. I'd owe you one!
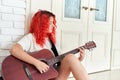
[29,10,57,47]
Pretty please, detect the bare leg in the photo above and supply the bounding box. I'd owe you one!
[55,54,90,80]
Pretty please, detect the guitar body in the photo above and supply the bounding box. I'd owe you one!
[2,49,58,80]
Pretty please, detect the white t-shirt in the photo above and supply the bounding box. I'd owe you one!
[17,33,61,55]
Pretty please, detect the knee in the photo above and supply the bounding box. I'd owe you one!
[64,54,75,59]
[63,54,78,63]
[55,76,67,80]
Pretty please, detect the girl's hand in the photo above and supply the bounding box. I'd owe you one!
[78,48,85,61]
[34,60,49,74]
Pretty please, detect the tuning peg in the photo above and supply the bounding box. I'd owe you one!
[89,48,93,51]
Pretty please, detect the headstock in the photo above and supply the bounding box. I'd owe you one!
[82,41,96,50]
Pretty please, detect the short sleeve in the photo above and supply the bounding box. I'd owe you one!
[17,34,32,51]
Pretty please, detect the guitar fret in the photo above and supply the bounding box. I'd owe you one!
[48,58,57,65]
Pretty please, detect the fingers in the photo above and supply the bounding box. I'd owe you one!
[40,65,49,74]
[35,61,50,74]
[79,47,85,53]
[78,47,85,61]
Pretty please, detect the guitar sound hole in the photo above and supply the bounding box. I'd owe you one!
[41,60,48,65]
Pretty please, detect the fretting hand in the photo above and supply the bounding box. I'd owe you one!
[78,48,85,61]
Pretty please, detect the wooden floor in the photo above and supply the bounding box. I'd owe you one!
[68,69,120,80]
[0,69,120,80]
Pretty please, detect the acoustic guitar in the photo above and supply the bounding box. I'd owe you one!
[1,41,96,80]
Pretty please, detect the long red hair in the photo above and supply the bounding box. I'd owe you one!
[29,10,57,47]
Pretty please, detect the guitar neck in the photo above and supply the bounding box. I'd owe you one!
[48,46,85,65]
[64,48,80,55]
[47,41,96,66]
[60,46,85,59]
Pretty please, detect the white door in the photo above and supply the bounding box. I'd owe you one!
[27,0,113,74]
[52,0,113,73]
[52,0,88,56]
[86,0,113,72]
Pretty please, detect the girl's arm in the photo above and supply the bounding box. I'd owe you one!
[10,43,49,73]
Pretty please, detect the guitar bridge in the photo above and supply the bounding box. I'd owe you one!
[23,64,33,80]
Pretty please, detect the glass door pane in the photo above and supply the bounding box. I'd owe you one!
[64,0,81,19]
[95,0,107,21]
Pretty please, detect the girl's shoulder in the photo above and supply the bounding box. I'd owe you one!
[19,33,35,42]
[26,33,33,37]
[24,33,34,39]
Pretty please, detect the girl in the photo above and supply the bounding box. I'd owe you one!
[10,10,90,80]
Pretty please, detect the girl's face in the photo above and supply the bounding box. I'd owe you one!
[48,17,55,33]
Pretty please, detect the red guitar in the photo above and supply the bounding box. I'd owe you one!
[1,41,96,80]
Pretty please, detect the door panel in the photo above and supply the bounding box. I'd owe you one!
[61,30,83,52]
[87,32,110,72]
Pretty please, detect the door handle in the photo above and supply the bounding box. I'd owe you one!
[82,6,88,10]
[90,8,99,11]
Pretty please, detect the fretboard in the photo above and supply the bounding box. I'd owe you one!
[47,47,84,66]
[47,41,96,66]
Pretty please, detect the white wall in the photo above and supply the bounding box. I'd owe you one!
[111,0,120,69]
[0,0,26,75]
